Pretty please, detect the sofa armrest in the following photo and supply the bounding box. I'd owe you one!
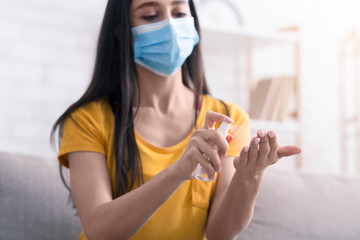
[0,152,82,240]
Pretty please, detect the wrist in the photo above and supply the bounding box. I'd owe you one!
[168,162,188,183]
[233,170,264,189]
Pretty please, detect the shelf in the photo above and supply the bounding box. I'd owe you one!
[200,21,302,167]
[201,24,299,52]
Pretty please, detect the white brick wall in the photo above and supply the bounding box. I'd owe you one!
[0,0,107,157]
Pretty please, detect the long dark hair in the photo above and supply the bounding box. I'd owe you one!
[51,0,209,198]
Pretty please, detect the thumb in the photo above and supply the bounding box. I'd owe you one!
[277,145,302,159]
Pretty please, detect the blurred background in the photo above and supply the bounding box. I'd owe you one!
[1,0,360,176]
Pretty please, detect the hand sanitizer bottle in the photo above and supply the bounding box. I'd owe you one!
[193,122,231,181]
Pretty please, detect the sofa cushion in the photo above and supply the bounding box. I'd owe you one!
[0,152,82,240]
[239,169,360,240]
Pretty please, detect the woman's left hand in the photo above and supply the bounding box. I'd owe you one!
[233,130,302,180]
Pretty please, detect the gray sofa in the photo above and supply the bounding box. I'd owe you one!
[239,168,360,240]
[1,151,360,240]
[0,152,81,240]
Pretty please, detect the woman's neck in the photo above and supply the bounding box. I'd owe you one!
[135,65,194,115]
[133,65,197,147]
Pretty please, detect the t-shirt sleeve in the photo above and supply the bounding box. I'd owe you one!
[58,106,106,168]
[226,103,250,157]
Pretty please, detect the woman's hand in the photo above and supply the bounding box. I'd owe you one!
[234,130,302,181]
[173,111,234,180]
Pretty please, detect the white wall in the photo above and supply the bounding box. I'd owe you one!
[0,0,107,157]
[1,0,359,175]
[195,0,360,175]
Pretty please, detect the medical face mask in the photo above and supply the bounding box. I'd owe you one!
[132,17,200,76]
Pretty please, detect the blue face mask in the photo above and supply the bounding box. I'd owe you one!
[132,17,200,76]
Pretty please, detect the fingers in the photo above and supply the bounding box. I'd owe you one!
[203,111,234,129]
[191,149,217,180]
[237,146,249,168]
[194,129,229,157]
[194,137,222,173]
[267,131,279,164]
[235,130,301,173]
[278,145,302,158]
[246,136,260,166]
[242,130,277,168]
[257,130,270,164]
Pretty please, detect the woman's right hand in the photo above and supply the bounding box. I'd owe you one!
[173,111,234,180]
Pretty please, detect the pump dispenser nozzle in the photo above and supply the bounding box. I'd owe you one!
[218,122,231,138]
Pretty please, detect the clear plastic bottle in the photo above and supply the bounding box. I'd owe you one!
[193,122,231,181]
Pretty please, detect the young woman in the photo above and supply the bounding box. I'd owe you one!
[51,0,301,239]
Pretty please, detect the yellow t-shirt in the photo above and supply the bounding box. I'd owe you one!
[58,94,250,240]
